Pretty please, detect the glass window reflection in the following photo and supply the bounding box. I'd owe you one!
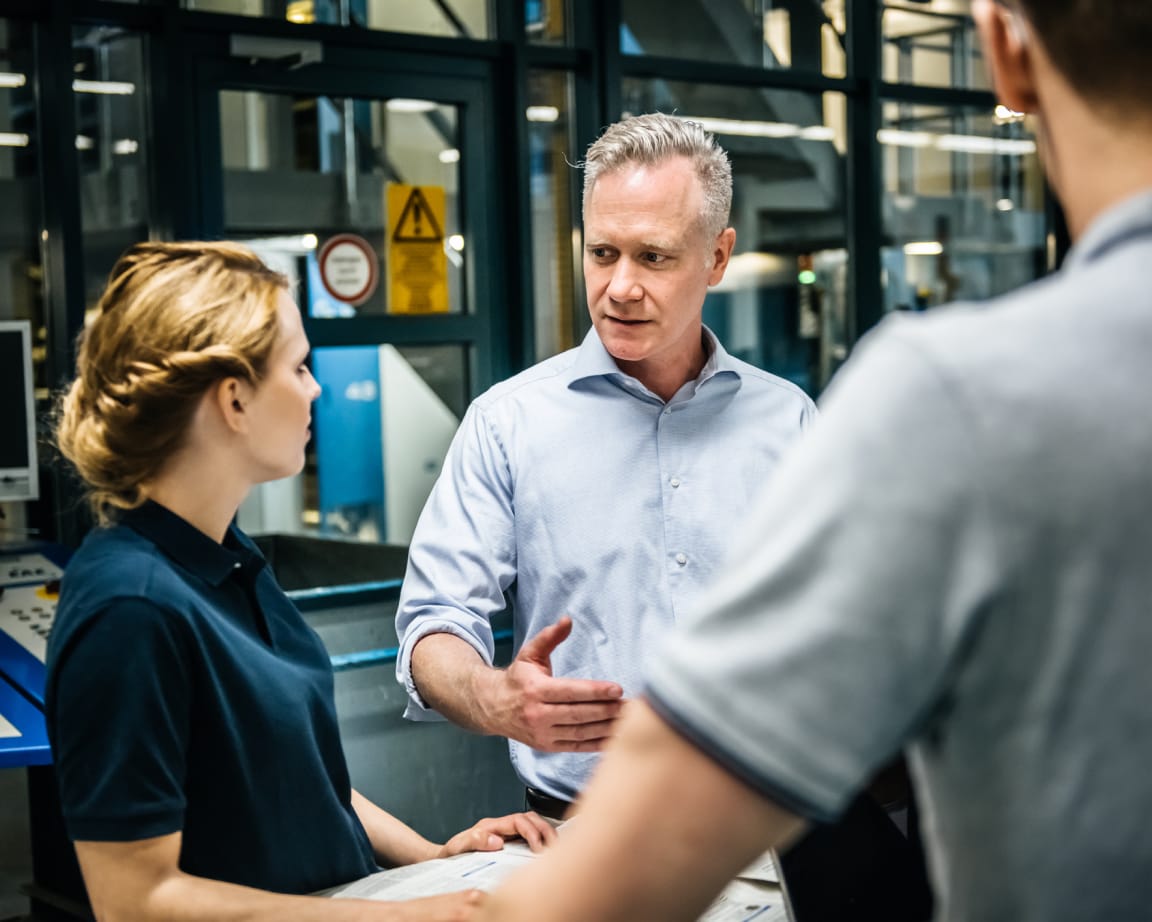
[622,0,845,78]
[185,0,491,39]
[883,0,990,90]
[237,343,467,546]
[880,101,1044,311]
[73,26,151,312]
[527,71,580,360]
[527,0,568,45]
[622,80,847,397]
[220,91,464,316]
[0,19,45,390]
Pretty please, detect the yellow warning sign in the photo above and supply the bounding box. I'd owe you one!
[387,183,449,314]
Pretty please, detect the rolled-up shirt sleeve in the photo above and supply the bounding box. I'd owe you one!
[645,323,1004,822]
[48,598,193,841]
[396,402,520,718]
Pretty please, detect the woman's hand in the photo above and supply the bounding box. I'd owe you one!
[438,812,557,858]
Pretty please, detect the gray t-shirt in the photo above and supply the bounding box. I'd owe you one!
[647,189,1152,922]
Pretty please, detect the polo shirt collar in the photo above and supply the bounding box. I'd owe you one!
[1063,187,1152,271]
[120,500,260,587]
[567,324,742,390]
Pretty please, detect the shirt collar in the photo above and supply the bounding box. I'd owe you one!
[567,325,742,391]
[119,500,262,588]
[1063,187,1152,271]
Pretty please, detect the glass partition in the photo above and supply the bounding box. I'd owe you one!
[880,101,1044,311]
[220,90,465,317]
[622,0,845,78]
[185,0,491,39]
[526,0,568,45]
[72,26,151,311]
[527,70,581,360]
[237,341,467,546]
[622,80,847,397]
[883,0,990,89]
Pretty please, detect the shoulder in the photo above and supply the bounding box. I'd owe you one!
[471,348,581,413]
[727,358,817,414]
[54,526,191,650]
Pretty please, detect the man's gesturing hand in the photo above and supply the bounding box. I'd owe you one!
[483,616,624,751]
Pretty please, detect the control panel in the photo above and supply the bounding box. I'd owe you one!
[0,545,69,709]
[1,551,64,588]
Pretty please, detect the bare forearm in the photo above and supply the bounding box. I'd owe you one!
[351,789,438,866]
[410,633,501,735]
[480,701,808,922]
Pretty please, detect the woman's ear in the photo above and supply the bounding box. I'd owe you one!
[973,0,1040,115]
[211,377,253,434]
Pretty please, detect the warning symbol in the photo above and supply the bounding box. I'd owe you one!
[392,187,444,243]
[387,183,450,314]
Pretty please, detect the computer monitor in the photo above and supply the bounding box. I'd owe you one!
[0,321,39,502]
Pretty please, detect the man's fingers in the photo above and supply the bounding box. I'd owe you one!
[534,679,624,704]
[516,615,574,665]
[551,717,619,741]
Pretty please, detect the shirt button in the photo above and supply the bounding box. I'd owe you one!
[664,408,672,415]
[675,553,688,566]
[670,477,681,488]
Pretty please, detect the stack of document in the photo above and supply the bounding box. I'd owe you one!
[324,832,789,922]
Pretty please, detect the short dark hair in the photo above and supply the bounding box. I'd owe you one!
[1011,0,1152,110]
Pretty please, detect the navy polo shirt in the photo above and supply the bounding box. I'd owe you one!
[45,501,377,894]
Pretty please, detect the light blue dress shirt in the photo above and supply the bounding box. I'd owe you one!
[396,326,817,799]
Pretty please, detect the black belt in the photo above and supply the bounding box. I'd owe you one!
[525,786,573,821]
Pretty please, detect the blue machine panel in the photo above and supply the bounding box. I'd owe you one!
[0,674,49,768]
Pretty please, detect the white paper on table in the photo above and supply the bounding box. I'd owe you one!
[0,713,20,739]
[323,823,787,921]
[734,849,780,884]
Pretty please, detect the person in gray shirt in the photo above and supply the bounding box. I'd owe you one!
[478,1,1152,920]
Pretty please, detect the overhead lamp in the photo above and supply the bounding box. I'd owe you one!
[438,148,461,164]
[112,138,139,155]
[75,135,94,150]
[73,79,136,95]
[936,134,1036,155]
[448,234,465,252]
[879,129,1036,156]
[685,116,799,138]
[386,98,437,113]
[993,104,1025,124]
[877,129,936,148]
[996,198,1015,212]
[0,72,27,89]
[526,105,560,123]
[904,241,944,256]
[0,132,29,147]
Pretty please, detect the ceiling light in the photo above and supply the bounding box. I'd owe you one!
[0,132,29,147]
[438,148,460,164]
[526,106,559,123]
[73,79,136,95]
[936,134,1036,155]
[0,72,27,89]
[904,241,944,256]
[386,98,437,113]
[112,138,138,155]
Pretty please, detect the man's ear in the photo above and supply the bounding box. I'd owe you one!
[212,377,253,434]
[973,0,1039,115]
[707,227,737,286]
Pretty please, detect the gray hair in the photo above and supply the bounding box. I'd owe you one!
[581,113,733,240]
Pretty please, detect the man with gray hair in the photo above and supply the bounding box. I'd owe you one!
[396,113,817,816]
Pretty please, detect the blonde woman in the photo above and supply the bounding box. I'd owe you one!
[48,241,553,922]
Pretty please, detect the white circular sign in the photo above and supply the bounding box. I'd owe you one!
[318,234,379,305]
